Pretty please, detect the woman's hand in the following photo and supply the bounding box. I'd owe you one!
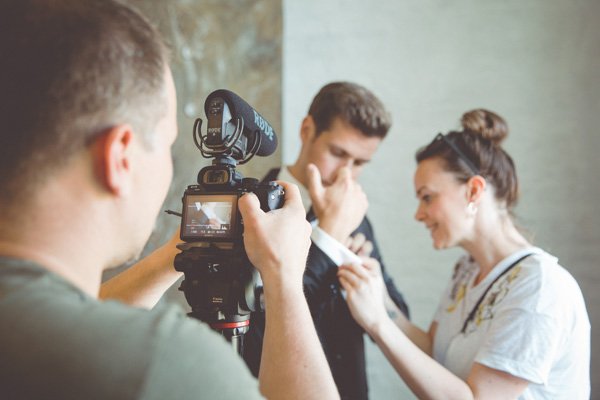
[338,257,389,334]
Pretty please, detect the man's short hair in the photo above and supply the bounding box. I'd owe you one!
[307,82,391,138]
[0,0,169,204]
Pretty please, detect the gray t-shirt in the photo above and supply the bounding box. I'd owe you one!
[0,257,263,399]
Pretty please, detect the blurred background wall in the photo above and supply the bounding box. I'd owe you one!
[110,1,598,398]
[282,1,599,398]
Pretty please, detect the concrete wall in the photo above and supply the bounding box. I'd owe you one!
[282,0,599,398]
[109,0,283,277]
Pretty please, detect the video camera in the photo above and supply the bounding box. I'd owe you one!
[173,89,284,355]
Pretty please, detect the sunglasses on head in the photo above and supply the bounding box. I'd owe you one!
[433,133,480,175]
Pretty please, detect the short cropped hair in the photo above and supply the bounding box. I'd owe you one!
[0,0,169,204]
[307,82,391,139]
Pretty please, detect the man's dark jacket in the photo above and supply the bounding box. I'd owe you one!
[243,168,409,400]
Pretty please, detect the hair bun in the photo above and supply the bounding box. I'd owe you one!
[460,109,508,145]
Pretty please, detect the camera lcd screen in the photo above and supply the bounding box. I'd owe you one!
[182,194,237,240]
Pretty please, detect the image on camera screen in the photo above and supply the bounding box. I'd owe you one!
[182,194,237,239]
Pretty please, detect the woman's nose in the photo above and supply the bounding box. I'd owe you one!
[414,204,425,222]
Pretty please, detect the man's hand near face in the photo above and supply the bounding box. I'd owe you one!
[345,232,374,257]
[306,163,368,243]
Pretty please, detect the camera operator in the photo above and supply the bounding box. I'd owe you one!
[0,1,338,399]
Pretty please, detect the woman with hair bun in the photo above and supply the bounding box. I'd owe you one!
[338,109,590,399]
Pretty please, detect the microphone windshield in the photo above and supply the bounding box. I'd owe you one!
[205,89,278,157]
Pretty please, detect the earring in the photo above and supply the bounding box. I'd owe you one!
[467,202,478,215]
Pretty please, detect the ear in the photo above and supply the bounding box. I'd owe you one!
[300,115,316,144]
[466,175,487,204]
[92,124,135,197]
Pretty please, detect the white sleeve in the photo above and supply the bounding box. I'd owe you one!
[474,307,562,385]
[310,225,362,266]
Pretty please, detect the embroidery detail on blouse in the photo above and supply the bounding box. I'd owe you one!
[445,260,476,313]
[464,265,522,334]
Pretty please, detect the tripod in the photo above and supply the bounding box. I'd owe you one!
[195,313,250,356]
[174,242,263,357]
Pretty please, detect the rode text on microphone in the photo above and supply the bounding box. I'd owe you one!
[173,90,284,356]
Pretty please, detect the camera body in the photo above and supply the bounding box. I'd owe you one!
[175,163,284,322]
[179,164,284,244]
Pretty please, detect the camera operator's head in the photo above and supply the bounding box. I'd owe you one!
[0,0,175,269]
[292,82,392,186]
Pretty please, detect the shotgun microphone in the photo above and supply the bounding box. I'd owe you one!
[201,89,277,160]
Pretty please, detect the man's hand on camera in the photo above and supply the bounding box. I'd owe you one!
[307,163,368,243]
[238,181,312,287]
